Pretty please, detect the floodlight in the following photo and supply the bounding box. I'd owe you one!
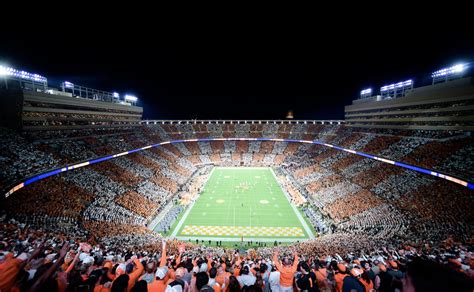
[381,80,412,92]
[0,65,47,82]
[124,95,138,102]
[431,64,466,78]
[64,81,74,88]
[360,88,372,98]
[113,92,120,98]
[381,84,394,92]
[380,79,413,99]
[0,65,8,76]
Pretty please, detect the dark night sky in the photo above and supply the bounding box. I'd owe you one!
[1,21,473,120]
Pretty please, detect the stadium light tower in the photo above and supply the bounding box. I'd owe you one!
[380,79,413,99]
[113,92,120,102]
[0,65,48,91]
[60,81,75,96]
[360,88,372,99]
[124,94,138,105]
[431,63,466,84]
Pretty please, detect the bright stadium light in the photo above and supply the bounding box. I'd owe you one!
[63,81,74,88]
[113,92,120,98]
[432,63,465,78]
[360,88,372,98]
[380,79,413,98]
[124,95,138,102]
[381,80,412,91]
[0,65,47,82]
[431,63,467,84]
[0,65,8,76]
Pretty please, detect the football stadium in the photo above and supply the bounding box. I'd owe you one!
[0,48,473,290]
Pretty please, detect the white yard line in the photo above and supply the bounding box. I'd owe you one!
[171,167,216,237]
[269,168,315,239]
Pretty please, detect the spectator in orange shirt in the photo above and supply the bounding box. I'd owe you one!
[331,262,348,292]
[0,252,25,292]
[215,263,230,292]
[272,249,299,292]
[360,270,374,292]
[312,260,330,292]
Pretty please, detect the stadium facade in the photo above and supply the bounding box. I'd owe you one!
[345,76,474,131]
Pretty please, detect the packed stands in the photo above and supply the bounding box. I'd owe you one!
[0,121,473,291]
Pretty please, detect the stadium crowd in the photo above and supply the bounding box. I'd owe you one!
[0,218,473,292]
[1,123,473,291]
[2,123,472,187]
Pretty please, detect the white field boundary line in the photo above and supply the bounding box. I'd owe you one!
[269,168,315,240]
[170,167,216,237]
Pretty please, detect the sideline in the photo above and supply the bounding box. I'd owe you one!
[171,167,216,237]
[269,168,315,239]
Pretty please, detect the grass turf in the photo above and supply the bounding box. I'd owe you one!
[174,167,310,240]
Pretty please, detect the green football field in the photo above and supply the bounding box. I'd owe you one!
[172,167,313,241]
